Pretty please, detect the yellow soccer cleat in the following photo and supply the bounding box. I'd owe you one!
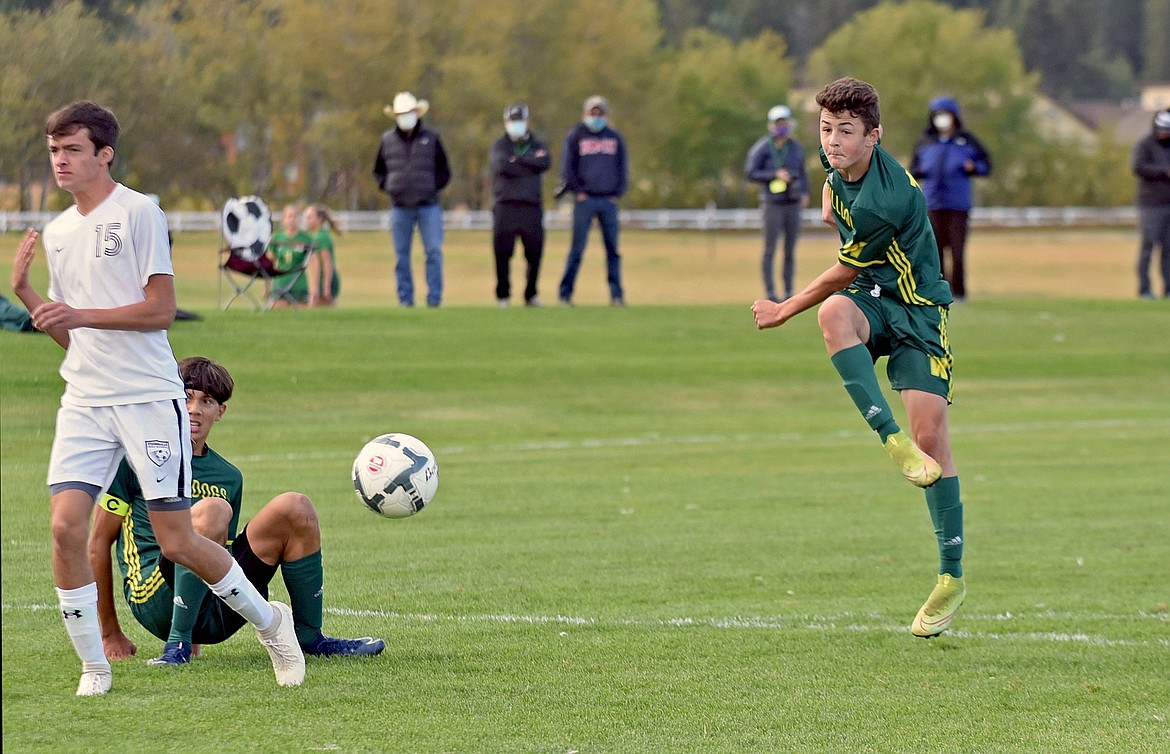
[884,431,941,488]
[911,574,966,638]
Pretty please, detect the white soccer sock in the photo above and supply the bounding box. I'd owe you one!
[207,560,276,632]
[56,583,109,668]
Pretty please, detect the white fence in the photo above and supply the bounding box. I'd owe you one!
[0,206,1139,234]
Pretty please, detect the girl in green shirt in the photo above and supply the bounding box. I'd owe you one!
[305,204,342,306]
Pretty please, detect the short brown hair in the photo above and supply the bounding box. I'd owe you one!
[179,357,234,404]
[45,101,120,157]
[815,77,881,133]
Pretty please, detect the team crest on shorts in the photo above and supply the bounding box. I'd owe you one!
[145,440,172,467]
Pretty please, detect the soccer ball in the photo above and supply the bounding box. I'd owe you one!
[221,195,271,262]
[352,433,439,518]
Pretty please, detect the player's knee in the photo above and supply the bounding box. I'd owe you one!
[50,514,87,550]
[191,497,231,544]
[817,301,854,347]
[271,491,319,532]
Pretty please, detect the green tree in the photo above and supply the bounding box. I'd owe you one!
[0,2,130,209]
[806,0,1132,206]
[653,28,794,206]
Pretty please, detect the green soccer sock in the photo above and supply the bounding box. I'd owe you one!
[925,475,964,577]
[281,551,324,645]
[168,565,209,645]
[829,344,900,441]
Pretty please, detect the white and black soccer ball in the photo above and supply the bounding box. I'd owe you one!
[221,196,272,262]
[353,433,439,519]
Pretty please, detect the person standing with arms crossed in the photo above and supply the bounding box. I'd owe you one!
[558,95,629,307]
[746,104,810,303]
[10,101,304,695]
[490,103,551,307]
[752,78,967,638]
[1131,109,1170,300]
[909,97,991,302]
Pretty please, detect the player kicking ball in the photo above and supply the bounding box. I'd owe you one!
[752,77,966,638]
[91,356,385,668]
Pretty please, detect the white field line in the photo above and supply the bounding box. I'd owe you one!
[5,602,1165,647]
[234,417,1170,464]
[317,607,1169,648]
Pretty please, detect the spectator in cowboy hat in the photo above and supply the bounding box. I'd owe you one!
[373,91,451,307]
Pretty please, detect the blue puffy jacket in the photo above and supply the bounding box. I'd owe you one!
[909,97,992,212]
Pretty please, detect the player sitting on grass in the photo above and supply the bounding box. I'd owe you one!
[90,356,385,665]
[752,77,966,638]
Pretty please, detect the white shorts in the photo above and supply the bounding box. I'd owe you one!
[48,400,193,502]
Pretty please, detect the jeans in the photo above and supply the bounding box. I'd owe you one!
[559,196,623,301]
[391,204,444,306]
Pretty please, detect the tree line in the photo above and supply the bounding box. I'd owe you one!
[0,0,1139,212]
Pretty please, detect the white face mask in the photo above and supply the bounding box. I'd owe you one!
[505,121,528,140]
[932,113,955,132]
[396,112,419,131]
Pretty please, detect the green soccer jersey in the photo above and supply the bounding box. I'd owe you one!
[268,228,312,300]
[101,446,244,608]
[821,143,952,307]
[308,228,341,299]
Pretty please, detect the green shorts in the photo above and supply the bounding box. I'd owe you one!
[129,526,279,644]
[833,286,954,403]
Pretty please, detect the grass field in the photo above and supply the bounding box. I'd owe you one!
[1,228,1168,752]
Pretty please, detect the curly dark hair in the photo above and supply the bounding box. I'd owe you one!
[814,77,881,133]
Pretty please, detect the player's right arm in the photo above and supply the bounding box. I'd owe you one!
[10,229,70,349]
[752,261,858,330]
[89,494,137,660]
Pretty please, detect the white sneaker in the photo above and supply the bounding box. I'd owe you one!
[76,667,112,696]
[256,601,305,686]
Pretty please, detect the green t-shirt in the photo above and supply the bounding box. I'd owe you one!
[308,228,341,299]
[268,229,312,301]
[822,144,952,307]
[101,446,244,608]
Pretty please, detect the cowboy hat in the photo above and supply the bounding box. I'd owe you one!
[383,91,429,119]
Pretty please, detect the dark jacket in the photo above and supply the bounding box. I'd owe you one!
[561,123,627,198]
[490,131,551,206]
[745,136,809,205]
[373,123,451,208]
[1131,133,1170,207]
[909,98,991,212]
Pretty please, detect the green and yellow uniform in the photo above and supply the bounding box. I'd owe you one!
[822,143,954,401]
[267,228,312,303]
[308,228,341,300]
[101,446,249,642]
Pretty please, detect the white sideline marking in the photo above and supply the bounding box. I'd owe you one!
[317,607,1169,649]
[234,417,1170,464]
[5,602,1164,647]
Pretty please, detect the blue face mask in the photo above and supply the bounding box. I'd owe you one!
[505,121,528,140]
[770,123,791,139]
[584,116,607,133]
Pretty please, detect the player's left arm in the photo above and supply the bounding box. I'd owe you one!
[31,273,177,333]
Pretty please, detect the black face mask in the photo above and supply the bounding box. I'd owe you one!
[1157,135,1170,145]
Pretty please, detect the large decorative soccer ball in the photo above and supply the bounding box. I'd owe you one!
[352,433,439,518]
[221,196,271,262]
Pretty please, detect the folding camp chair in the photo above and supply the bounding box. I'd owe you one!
[217,196,310,311]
